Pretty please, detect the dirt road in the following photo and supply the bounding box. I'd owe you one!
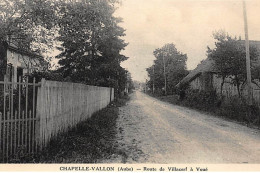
[109,91,260,163]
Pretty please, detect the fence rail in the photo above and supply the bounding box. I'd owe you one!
[0,76,114,162]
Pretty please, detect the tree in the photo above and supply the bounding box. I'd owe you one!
[56,0,128,95]
[0,0,129,97]
[0,0,58,53]
[207,30,259,96]
[0,0,59,81]
[147,43,188,95]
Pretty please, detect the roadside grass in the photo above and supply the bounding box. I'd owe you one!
[15,95,130,163]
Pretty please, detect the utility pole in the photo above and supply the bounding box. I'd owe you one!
[163,47,167,95]
[145,79,148,93]
[243,0,253,105]
[152,65,155,94]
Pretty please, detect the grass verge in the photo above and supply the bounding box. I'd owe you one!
[148,91,260,128]
[13,95,130,163]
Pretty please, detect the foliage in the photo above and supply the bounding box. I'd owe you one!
[0,85,35,116]
[27,71,64,83]
[217,96,260,124]
[146,43,188,95]
[0,0,58,53]
[124,72,135,94]
[127,78,135,93]
[181,88,221,111]
[156,88,260,126]
[0,0,129,97]
[55,0,128,95]
[13,95,131,163]
[207,30,259,96]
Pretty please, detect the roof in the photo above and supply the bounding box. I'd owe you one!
[176,58,216,88]
[4,41,43,59]
[176,40,260,89]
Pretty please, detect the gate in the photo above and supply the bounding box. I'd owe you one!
[0,75,40,162]
[0,75,114,162]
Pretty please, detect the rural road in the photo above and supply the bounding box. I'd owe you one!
[108,91,260,163]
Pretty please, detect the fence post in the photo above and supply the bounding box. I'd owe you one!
[35,78,45,151]
[110,87,112,102]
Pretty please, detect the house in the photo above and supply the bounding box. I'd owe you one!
[176,58,217,91]
[177,57,260,99]
[176,40,260,101]
[0,41,47,82]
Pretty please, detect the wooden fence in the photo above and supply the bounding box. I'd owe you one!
[36,79,114,150]
[0,77,114,162]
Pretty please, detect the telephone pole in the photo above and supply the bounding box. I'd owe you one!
[163,46,167,95]
[145,79,148,93]
[163,54,167,95]
[243,0,253,105]
[152,65,155,94]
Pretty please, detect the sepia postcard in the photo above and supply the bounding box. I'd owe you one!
[0,0,260,172]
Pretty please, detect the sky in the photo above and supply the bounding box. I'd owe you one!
[115,0,260,82]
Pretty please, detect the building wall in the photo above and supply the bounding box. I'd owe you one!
[189,76,203,90]
[6,49,43,81]
[189,72,214,91]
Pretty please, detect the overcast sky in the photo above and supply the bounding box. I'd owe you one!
[115,0,260,82]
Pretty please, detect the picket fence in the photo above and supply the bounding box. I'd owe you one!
[0,76,114,162]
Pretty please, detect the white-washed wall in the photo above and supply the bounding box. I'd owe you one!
[36,79,114,148]
[7,49,43,80]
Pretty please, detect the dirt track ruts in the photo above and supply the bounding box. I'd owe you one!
[106,91,260,163]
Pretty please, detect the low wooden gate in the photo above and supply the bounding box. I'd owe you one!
[0,75,40,162]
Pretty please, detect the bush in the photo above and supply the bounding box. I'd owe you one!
[0,86,34,115]
[28,71,64,83]
[181,89,221,111]
[217,96,260,125]
[176,88,260,126]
